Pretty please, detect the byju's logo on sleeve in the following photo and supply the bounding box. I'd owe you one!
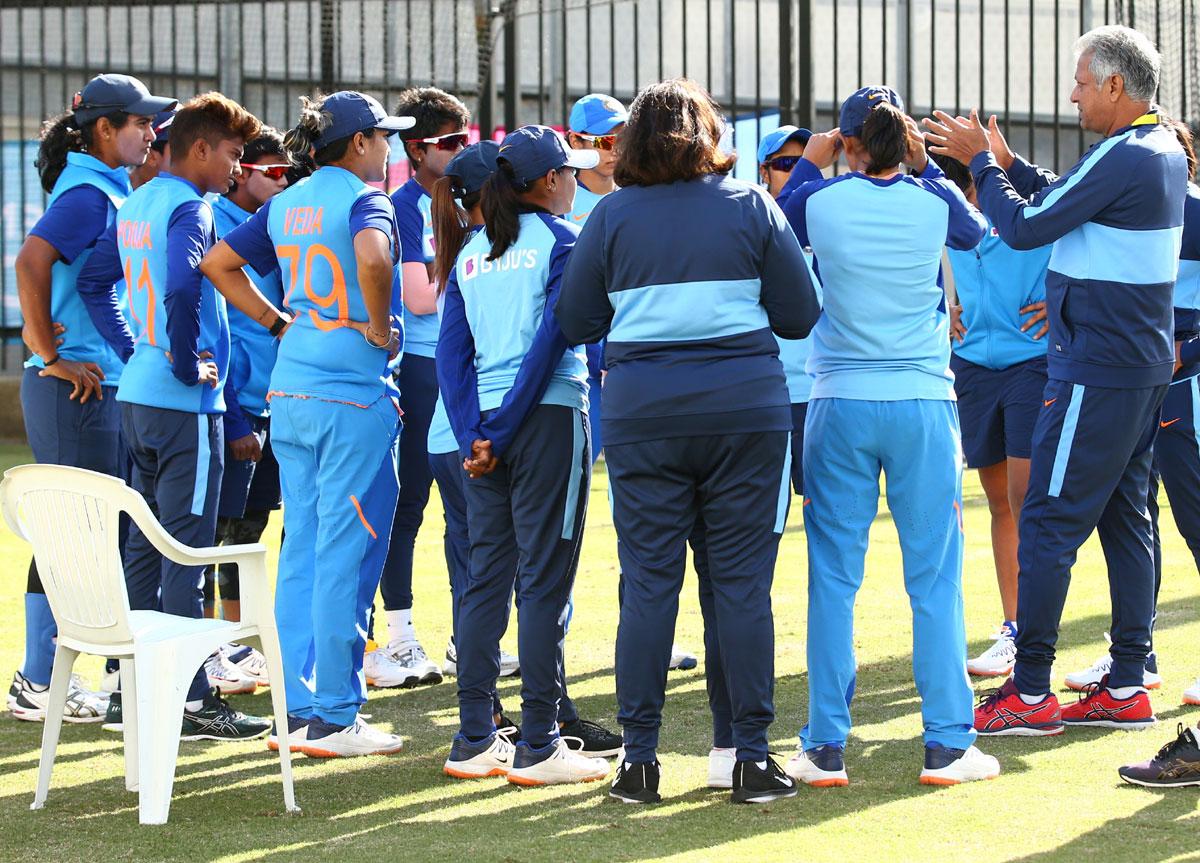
[462,253,479,280]
[461,249,539,281]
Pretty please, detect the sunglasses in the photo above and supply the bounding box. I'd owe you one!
[573,132,617,151]
[763,155,803,173]
[418,132,469,152]
[239,163,290,180]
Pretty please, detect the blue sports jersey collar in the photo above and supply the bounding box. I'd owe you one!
[65,151,132,190]
[404,176,431,199]
[851,171,906,187]
[1114,111,1161,135]
[158,170,203,197]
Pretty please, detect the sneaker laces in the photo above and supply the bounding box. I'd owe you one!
[975,686,1007,709]
[1155,723,1193,762]
[1075,680,1105,704]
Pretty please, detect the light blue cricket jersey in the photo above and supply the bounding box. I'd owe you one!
[392,178,439,357]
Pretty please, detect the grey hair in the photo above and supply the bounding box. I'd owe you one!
[1075,25,1161,102]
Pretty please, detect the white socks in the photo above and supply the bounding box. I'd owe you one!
[1019,692,1046,705]
[1107,685,1146,699]
[185,698,205,711]
[386,608,416,646]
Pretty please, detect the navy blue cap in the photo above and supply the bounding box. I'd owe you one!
[151,108,177,146]
[445,140,500,198]
[72,74,177,125]
[568,94,628,135]
[756,125,813,163]
[497,125,599,186]
[839,85,905,137]
[316,91,415,146]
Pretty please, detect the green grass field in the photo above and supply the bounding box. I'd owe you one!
[0,442,1197,862]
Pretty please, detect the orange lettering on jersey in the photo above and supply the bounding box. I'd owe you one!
[117,220,153,249]
[283,206,325,236]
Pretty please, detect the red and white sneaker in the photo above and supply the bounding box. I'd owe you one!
[973,679,1064,736]
[1060,677,1156,730]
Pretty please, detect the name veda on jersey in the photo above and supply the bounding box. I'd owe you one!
[461,248,539,280]
[283,206,324,235]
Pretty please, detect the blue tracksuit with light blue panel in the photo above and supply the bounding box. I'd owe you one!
[947,220,1051,468]
[222,166,401,725]
[781,157,986,752]
[557,173,820,764]
[19,152,131,687]
[1146,183,1200,659]
[78,171,232,702]
[211,194,283,519]
[969,112,1187,694]
[383,177,441,617]
[438,210,591,748]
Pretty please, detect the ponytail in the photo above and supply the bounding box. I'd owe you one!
[35,112,83,193]
[860,102,910,176]
[1167,118,1197,182]
[431,175,470,293]
[480,160,526,260]
[285,94,376,167]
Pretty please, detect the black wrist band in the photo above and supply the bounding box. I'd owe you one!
[269,314,289,337]
[44,355,60,367]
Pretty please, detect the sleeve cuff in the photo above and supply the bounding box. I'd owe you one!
[968,150,1000,180]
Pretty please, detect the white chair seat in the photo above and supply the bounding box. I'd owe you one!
[2,464,298,825]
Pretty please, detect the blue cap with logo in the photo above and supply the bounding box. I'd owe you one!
[151,108,178,147]
[756,125,813,164]
[446,140,501,198]
[568,93,629,135]
[316,91,416,146]
[497,125,599,187]
[839,85,905,137]
[72,74,177,126]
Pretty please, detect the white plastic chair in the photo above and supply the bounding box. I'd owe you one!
[1,464,298,825]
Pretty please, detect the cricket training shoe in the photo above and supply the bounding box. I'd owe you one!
[300,716,405,757]
[973,679,1064,736]
[731,756,798,804]
[707,746,736,789]
[180,689,271,741]
[919,744,1000,785]
[1118,724,1200,788]
[7,670,108,723]
[609,759,662,803]
[506,737,609,786]
[1060,678,1155,730]
[785,744,849,787]
[443,732,516,779]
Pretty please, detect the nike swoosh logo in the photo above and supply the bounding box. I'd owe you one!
[495,756,509,764]
[1044,398,1057,407]
[572,212,589,221]
[1161,418,1182,428]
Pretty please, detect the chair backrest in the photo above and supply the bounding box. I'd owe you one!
[1,464,138,646]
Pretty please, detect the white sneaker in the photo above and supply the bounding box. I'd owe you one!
[967,630,1017,677]
[364,642,421,688]
[1064,653,1162,691]
[498,648,520,678]
[224,643,269,686]
[442,638,519,678]
[785,745,849,787]
[444,732,516,778]
[1183,677,1200,706]
[300,716,405,758]
[443,639,458,676]
[386,641,443,686]
[204,650,257,695]
[707,746,736,789]
[507,737,610,786]
[267,718,308,753]
[919,745,1001,786]
[7,670,109,723]
[669,644,698,671]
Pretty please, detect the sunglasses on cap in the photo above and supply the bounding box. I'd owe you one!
[762,155,803,173]
[418,131,469,152]
[572,132,617,151]
[239,163,290,180]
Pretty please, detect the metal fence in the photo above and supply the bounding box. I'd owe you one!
[1,0,1197,371]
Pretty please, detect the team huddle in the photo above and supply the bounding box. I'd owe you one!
[8,21,1200,808]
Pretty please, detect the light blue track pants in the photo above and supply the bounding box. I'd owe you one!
[271,394,400,726]
[801,397,975,752]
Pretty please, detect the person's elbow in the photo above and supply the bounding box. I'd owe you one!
[401,263,437,315]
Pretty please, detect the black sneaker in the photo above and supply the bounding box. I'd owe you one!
[609,759,662,803]
[731,756,798,804]
[181,689,271,741]
[561,718,623,757]
[1119,724,1200,787]
[102,690,123,733]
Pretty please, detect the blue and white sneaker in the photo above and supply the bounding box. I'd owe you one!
[785,744,849,787]
[669,644,698,672]
[444,732,515,779]
[506,737,609,786]
[967,622,1017,678]
[919,743,1000,786]
[267,714,310,752]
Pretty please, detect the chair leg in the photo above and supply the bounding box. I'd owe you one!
[31,645,78,810]
[260,628,299,813]
[119,658,139,792]
[133,649,192,825]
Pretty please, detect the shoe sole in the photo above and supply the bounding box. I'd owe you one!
[707,780,733,789]
[267,740,305,753]
[609,790,662,803]
[801,776,850,787]
[365,676,422,689]
[731,788,798,804]
[300,743,405,758]
[182,728,271,742]
[1061,718,1156,730]
[574,747,623,759]
[418,672,444,686]
[977,724,1064,737]
[669,658,698,671]
[967,666,1014,678]
[1066,680,1161,691]
[1182,695,1200,706]
[507,772,607,787]
[211,682,258,696]
[919,773,999,786]
[9,709,106,724]
[1119,773,1200,788]
[498,668,520,678]
[443,764,509,779]
[102,722,123,733]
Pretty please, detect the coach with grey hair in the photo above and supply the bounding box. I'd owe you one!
[925,25,1188,734]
